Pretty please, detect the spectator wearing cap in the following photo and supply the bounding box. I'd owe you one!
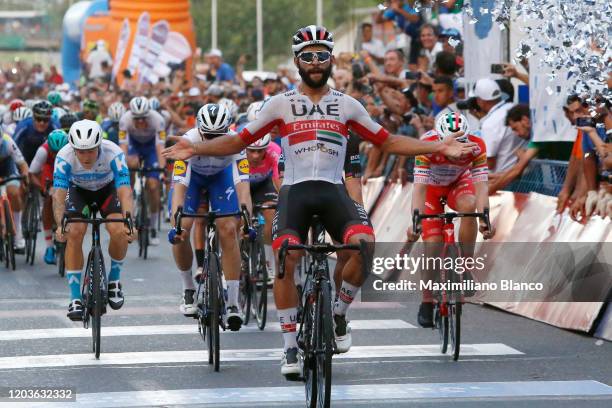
[358,23,385,65]
[474,78,525,173]
[86,40,113,80]
[439,28,462,54]
[205,84,223,103]
[206,49,235,83]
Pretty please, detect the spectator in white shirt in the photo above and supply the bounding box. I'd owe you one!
[418,24,443,72]
[86,40,113,80]
[359,23,385,65]
[473,78,526,173]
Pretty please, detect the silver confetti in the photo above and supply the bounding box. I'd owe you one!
[448,37,461,48]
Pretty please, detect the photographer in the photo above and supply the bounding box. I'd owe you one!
[472,78,525,173]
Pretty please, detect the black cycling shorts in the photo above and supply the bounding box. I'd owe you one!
[250,176,278,205]
[272,180,373,250]
[65,182,122,218]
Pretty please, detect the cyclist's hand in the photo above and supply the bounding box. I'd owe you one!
[440,132,478,160]
[162,137,196,160]
[479,222,495,240]
[407,228,420,242]
[55,226,67,243]
[168,227,184,244]
[125,224,136,243]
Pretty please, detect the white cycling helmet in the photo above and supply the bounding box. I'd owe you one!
[248,134,271,150]
[435,112,469,142]
[246,101,264,122]
[218,98,239,121]
[129,96,150,118]
[149,96,161,111]
[12,106,32,122]
[108,102,126,122]
[69,119,103,150]
[197,103,232,138]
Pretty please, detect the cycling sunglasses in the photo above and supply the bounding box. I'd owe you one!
[297,51,332,64]
[34,116,50,123]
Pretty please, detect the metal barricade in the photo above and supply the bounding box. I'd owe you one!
[504,159,568,196]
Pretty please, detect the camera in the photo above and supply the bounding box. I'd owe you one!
[404,71,421,80]
[490,63,504,74]
[576,117,595,127]
[456,97,480,111]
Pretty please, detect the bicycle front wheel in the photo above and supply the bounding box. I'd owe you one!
[315,282,333,408]
[450,301,462,361]
[91,247,104,359]
[57,242,66,277]
[239,239,252,325]
[207,252,221,372]
[4,200,16,271]
[437,303,449,354]
[252,241,267,330]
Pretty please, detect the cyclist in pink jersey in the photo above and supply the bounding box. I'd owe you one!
[163,25,478,378]
[246,133,281,280]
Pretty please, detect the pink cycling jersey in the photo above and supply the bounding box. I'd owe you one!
[249,142,281,183]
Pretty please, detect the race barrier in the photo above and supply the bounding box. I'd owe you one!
[363,179,611,338]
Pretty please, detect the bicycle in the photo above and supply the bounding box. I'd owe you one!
[130,163,164,260]
[296,216,326,324]
[0,176,25,270]
[278,232,369,408]
[239,203,276,330]
[22,184,41,265]
[61,204,132,359]
[174,205,249,372]
[412,207,490,361]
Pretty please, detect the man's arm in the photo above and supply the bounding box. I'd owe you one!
[236,181,252,216]
[379,133,476,158]
[52,187,68,227]
[488,147,538,193]
[116,185,133,217]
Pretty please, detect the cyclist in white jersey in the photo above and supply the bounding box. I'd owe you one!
[119,96,166,245]
[163,25,477,378]
[53,120,134,321]
[167,104,252,331]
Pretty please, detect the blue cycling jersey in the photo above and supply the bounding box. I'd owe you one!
[13,117,57,165]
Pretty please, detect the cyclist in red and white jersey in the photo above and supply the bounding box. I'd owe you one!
[163,25,478,378]
[410,112,495,327]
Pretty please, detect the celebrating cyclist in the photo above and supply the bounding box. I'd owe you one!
[29,129,70,264]
[163,25,477,378]
[52,120,134,321]
[167,103,252,332]
[410,112,495,327]
[119,96,167,245]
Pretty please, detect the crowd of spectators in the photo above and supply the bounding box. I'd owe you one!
[0,0,609,221]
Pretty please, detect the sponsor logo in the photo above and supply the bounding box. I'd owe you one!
[291,103,340,117]
[159,131,166,140]
[173,160,187,176]
[119,131,127,140]
[294,143,339,156]
[237,159,250,175]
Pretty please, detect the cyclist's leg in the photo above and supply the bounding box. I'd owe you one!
[272,183,310,373]
[142,142,162,243]
[99,185,128,310]
[320,184,374,352]
[448,178,477,248]
[193,191,209,276]
[208,166,244,329]
[251,177,278,279]
[64,185,90,320]
[125,146,140,187]
[169,176,199,315]
[41,167,56,263]
[6,182,23,248]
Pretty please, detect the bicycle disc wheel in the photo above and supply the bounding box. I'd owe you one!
[207,252,221,371]
[252,241,268,330]
[450,301,462,361]
[316,283,333,408]
[92,248,103,359]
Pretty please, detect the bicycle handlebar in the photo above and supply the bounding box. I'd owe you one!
[0,175,25,187]
[173,205,249,235]
[253,203,278,211]
[277,239,370,280]
[412,208,491,236]
[62,212,133,235]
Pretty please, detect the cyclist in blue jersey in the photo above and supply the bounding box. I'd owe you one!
[53,120,134,321]
[13,101,57,166]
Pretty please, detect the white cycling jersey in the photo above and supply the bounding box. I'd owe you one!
[173,128,249,187]
[118,110,166,146]
[0,133,25,164]
[238,88,389,185]
[53,140,130,191]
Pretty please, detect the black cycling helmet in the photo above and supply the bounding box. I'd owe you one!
[59,112,78,130]
[32,100,53,118]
